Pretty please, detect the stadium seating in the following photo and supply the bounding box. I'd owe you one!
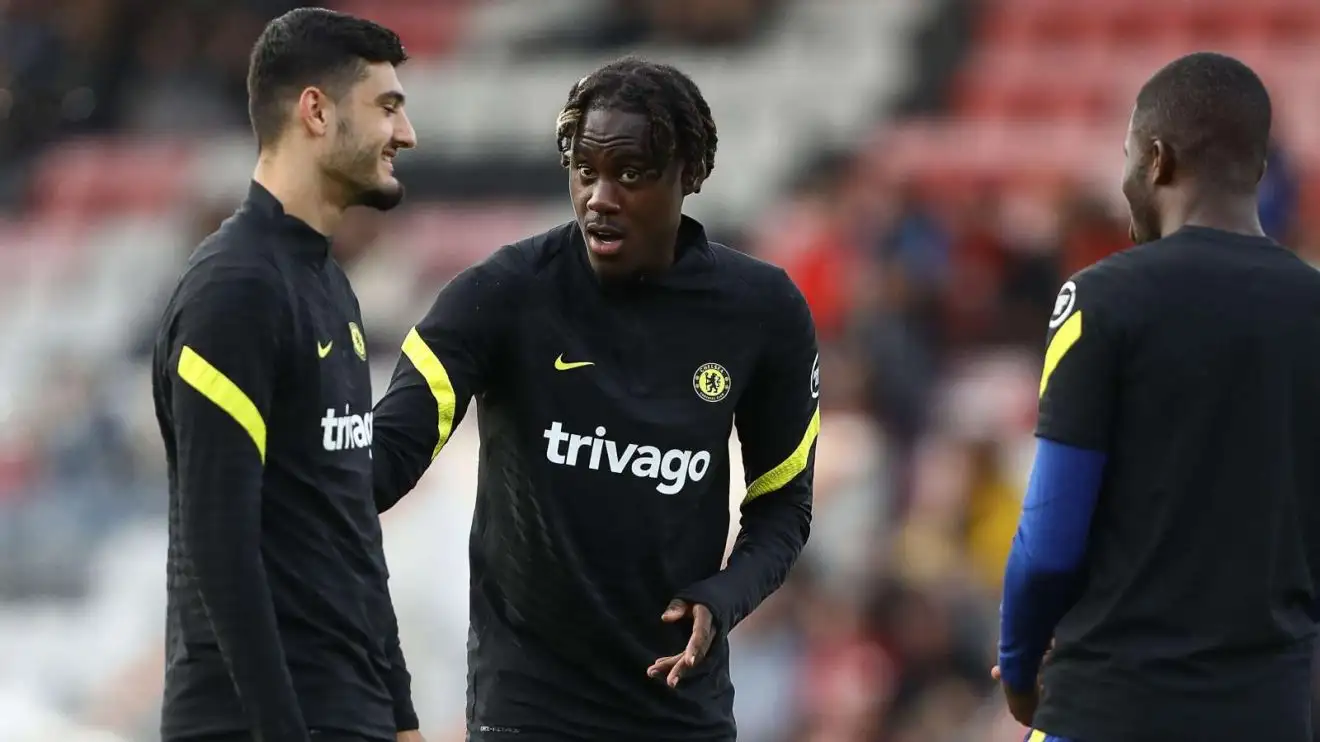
[884,0,1320,195]
[333,0,470,58]
[0,0,935,427]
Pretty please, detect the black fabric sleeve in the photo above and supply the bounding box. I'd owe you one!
[677,271,818,635]
[381,590,418,731]
[168,262,308,742]
[1034,267,1123,450]
[372,248,524,511]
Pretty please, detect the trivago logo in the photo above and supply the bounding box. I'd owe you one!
[542,422,712,495]
[321,405,372,452]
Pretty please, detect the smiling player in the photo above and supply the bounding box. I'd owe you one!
[152,9,420,742]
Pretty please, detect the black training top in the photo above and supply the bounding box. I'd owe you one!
[1033,226,1320,742]
[152,182,414,742]
[372,217,820,742]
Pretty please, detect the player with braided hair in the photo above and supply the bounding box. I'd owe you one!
[372,56,819,742]
[550,55,719,279]
[555,56,717,191]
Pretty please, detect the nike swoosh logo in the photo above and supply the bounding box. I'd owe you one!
[317,341,333,359]
[554,354,594,371]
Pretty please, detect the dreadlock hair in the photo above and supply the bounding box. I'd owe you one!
[555,57,718,192]
[1133,52,1272,192]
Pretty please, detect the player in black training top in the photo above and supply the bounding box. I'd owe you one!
[151,10,421,742]
[994,52,1320,742]
[372,58,819,742]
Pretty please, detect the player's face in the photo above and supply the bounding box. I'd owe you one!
[1121,109,1160,244]
[569,108,686,281]
[322,62,416,212]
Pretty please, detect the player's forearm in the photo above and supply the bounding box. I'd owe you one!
[998,544,1082,691]
[678,487,811,634]
[371,426,428,513]
[372,343,473,513]
[181,465,307,740]
[997,438,1106,691]
[371,390,446,513]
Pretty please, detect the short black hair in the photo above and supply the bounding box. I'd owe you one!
[555,56,718,186]
[247,8,408,150]
[1132,52,1272,191]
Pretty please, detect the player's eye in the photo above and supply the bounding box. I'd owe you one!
[576,165,597,179]
[619,169,642,184]
[382,104,398,115]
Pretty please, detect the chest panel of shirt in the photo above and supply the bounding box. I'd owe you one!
[277,262,374,478]
[503,282,760,497]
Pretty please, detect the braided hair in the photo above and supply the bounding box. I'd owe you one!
[555,56,718,194]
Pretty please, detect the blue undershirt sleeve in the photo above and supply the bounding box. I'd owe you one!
[997,436,1107,692]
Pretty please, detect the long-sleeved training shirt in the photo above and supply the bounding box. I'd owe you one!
[1016,226,1320,742]
[372,217,819,742]
[152,181,415,742]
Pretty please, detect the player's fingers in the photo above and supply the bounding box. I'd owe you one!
[990,665,1002,681]
[666,653,694,687]
[647,654,681,678]
[661,599,690,622]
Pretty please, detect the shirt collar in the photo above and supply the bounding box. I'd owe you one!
[240,180,333,262]
[572,214,718,293]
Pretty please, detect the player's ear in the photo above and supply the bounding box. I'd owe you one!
[1150,138,1174,186]
[297,87,332,138]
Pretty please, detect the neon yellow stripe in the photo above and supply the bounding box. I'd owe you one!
[401,327,457,460]
[177,345,267,463]
[1028,731,1047,742]
[1039,310,1083,398]
[744,404,821,503]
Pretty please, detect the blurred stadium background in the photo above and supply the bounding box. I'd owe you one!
[2,0,1319,740]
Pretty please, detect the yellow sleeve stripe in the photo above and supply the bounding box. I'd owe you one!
[1027,731,1047,742]
[1039,310,1083,398]
[744,404,821,503]
[401,327,457,461]
[177,345,267,463]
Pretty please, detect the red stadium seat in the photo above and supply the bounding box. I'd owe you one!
[334,0,469,59]
[28,138,195,219]
[889,0,1320,194]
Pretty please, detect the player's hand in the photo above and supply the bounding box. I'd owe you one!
[991,664,1039,726]
[992,637,1052,728]
[397,731,426,742]
[647,599,714,688]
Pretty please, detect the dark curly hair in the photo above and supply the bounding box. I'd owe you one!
[555,56,718,192]
[247,8,408,150]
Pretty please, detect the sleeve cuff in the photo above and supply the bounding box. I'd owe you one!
[394,704,419,732]
[675,582,732,639]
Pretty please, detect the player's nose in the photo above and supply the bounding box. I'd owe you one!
[394,112,417,150]
[586,180,621,215]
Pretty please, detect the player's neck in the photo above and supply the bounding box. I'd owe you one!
[1165,192,1265,240]
[252,154,346,238]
